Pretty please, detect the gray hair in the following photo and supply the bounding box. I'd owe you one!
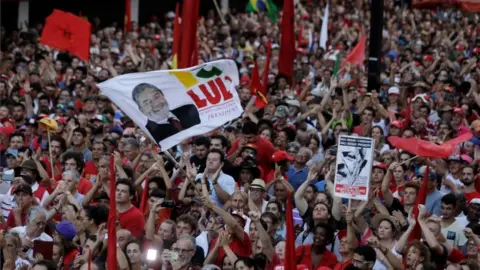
[132,83,163,104]
[62,170,81,183]
[124,137,139,149]
[298,147,313,159]
[287,141,301,152]
[27,206,48,223]
[176,235,196,250]
[202,265,221,270]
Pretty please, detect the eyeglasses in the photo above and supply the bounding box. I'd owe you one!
[173,248,194,254]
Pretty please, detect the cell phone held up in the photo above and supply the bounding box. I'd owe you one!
[160,200,175,208]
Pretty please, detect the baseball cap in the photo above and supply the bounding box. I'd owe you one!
[14,184,33,196]
[373,161,387,171]
[453,107,465,115]
[461,154,473,164]
[55,221,77,241]
[6,149,18,158]
[272,150,294,162]
[388,87,400,95]
[470,198,480,205]
[0,126,15,137]
[390,120,403,128]
[275,105,289,118]
[285,99,301,108]
[250,179,266,191]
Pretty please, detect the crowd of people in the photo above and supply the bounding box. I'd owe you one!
[1,0,480,269]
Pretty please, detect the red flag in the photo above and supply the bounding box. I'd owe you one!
[388,132,472,158]
[191,0,200,66]
[250,62,268,109]
[409,165,429,241]
[179,0,199,68]
[344,36,366,66]
[285,196,296,270]
[139,177,149,215]
[40,9,91,61]
[278,0,295,82]
[107,156,117,270]
[262,41,272,94]
[124,0,131,33]
[171,3,181,69]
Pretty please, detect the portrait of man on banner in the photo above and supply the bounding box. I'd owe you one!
[132,83,200,143]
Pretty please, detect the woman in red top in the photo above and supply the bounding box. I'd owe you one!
[295,223,338,270]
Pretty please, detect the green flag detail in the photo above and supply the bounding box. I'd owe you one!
[196,66,222,79]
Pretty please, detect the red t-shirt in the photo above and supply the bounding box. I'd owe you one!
[265,253,282,270]
[210,232,251,266]
[77,177,93,195]
[228,137,276,175]
[334,259,352,270]
[83,161,98,183]
[465,191,480,204]
[63,249,80,269]
[448,248,466,263]
[42,156,62,178]
[118,205,146,238]
[6,211,26,229]
[295,245,338,270]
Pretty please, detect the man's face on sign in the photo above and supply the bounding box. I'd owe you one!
[137,87,169,121]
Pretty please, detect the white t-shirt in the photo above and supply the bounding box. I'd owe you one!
[440,174,464,194]
[441,219,467,247]
[195,231,209,258]
[10,226,53,259]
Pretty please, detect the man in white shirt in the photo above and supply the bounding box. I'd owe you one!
[440,193,467,247]
[195,148,235,207]
[10,206,53,259]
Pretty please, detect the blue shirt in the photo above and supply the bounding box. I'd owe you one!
[426,189,443,217]
[287,165,309,190]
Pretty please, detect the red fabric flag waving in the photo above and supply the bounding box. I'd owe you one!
[250,62,268,109]
[41,10,91,61]
[139,177,149,215]
[124,0,131,33]
[171,3,181,69]
[107,156,117,270]
[179,0,200,68]
[344,36,366,66]
[285,195,296,270]
[278,0,295,82]
[409,165,429,241]
[388,132,473,158]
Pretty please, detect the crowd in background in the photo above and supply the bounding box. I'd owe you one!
[2,0,480,270]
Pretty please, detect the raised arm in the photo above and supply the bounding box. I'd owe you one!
[202,196,244,241]
[294,170,317,216]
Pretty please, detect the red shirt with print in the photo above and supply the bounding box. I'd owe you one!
[83,161,98,182]
[118,205,146,238]
[295,245,338,270]
[210,232,251,266]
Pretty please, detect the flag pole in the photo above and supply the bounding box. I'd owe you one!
[47,131,55,181]
[212,0,226,24]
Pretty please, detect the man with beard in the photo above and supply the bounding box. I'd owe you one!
[132,83,200,143]
[163,236,202,270]
[460,165,480,204]
[82,96,98,119]
[82,141,106,183]
[12,103,26,129]
[89,115,106,143]
[41,135,66,178]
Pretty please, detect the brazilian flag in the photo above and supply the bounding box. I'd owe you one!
[246,0,278,22]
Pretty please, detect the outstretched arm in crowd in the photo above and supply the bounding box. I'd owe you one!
[202,196,244,241]
[204,230,231,265]
[395,208,416,254]
[324,170,343,221]
[418,205,444,256]
[294,170,318,216]
[145,200,162,244]
[249,211,275,261]
[381,162,396,207]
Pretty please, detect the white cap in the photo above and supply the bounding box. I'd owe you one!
[388,86,400,95]
[471,198,480,205]
[286,99,301,107]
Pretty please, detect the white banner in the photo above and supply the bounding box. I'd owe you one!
[97,60,243,150]
[334,135,374,201]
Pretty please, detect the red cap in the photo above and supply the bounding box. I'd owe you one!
[473,48,480,55]
[296,48,306,54]
[456,44,464,51]
[272,150,294,162]
[240,74,250,86]
[423,55,434,62]
[391,120,403,128]
[398,109,408,118]
[453,107,465,115]
[55,117,67,125]
[373,161,387,170]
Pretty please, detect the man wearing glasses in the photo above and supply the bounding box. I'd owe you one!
[162,235,201,270]
[352,245,376,270]
[10,206,53,260]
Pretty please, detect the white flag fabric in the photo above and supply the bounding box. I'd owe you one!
[319,3,329,50]
[97,60,243,150]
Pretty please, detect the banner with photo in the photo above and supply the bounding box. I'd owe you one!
[334,135,374,201]
[97,60,243,150]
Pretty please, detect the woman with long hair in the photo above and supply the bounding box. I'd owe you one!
[405,241,432,270]
[371,126,390,155]
[53,221,80,269]
[0,232,31,269]
[124,240,143,270]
